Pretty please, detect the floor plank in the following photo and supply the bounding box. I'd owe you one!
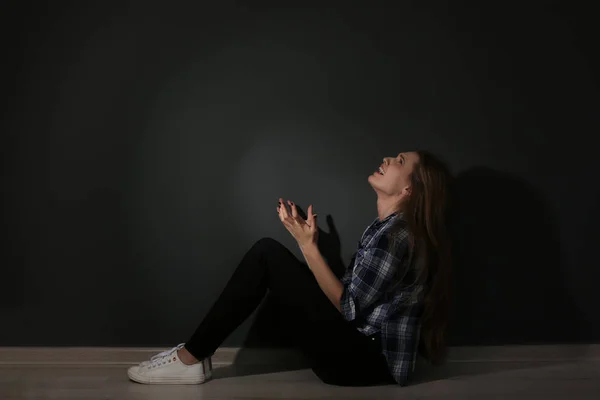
[1,361,599,400]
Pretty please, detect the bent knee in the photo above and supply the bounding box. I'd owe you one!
[253,237,306,271]
[254,237,283,249]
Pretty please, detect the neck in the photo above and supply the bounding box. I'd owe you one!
[377,196,401,221]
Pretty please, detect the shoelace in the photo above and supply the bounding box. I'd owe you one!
[144,343,185,368]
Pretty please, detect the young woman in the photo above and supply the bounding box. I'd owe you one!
[127,150,452,387]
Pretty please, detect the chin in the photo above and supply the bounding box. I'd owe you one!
[367,174,378,188]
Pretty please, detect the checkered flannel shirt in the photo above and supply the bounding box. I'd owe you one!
[340,211,424,386]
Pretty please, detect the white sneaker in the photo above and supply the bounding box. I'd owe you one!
[128,343,212,385]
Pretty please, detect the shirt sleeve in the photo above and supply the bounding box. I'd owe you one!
[340,232,408,321]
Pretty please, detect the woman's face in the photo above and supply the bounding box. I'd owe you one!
[369,151,420,198]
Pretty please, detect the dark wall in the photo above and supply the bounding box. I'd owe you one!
[2,1,598,347]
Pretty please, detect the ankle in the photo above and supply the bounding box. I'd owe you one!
[177,347,199,365]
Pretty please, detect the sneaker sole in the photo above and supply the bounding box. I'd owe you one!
[127,368,211,385]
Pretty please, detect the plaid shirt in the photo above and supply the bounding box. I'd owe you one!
[340,212,423,386]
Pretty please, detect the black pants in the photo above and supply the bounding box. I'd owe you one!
[185,237,396,386]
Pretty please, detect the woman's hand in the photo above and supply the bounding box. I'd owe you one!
[277,198,319,249]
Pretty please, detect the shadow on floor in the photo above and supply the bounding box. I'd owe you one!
[410,359,579,385]
[211,356,580,385]
[211,359,310,380]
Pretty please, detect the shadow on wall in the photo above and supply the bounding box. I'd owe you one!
[576,193,600,341]
[234,206,351,369]
[447,166,586,345]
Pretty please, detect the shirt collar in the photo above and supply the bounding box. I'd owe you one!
[373,211,402,229]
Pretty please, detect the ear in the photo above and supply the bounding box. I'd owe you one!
[402,185,412,197]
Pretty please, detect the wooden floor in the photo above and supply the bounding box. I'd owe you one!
[1,360,599,400]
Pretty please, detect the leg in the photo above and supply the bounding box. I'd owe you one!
[264,251,395,386]
[128,237,394,386]
[183,237,309,359]
[128,237,300,384]
[186,237,394,386]
[262,241,395,386]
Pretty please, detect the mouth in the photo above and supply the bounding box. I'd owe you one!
[375,166,385,176]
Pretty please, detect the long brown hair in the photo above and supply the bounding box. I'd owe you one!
[387,150,453,365]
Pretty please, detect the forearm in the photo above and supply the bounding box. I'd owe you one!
[300,243,343,312]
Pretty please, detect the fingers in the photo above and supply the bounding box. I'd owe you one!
[288,200,298,218]
[309,204,317,219]
[278,198,313,226]
[277,202,285,223]
[278,198,289,219]
[308,204,318,228]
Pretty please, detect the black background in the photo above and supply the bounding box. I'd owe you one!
[1,1,598,347]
